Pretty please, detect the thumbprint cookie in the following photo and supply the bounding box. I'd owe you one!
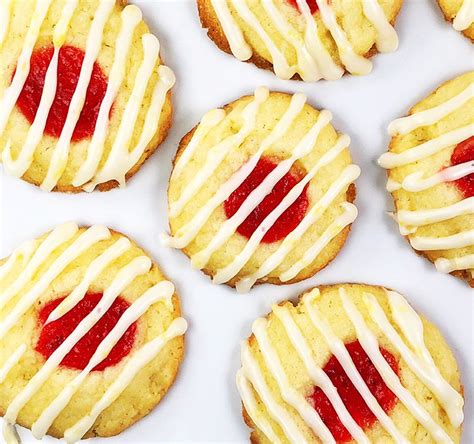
[197,0,402,81]
[0,0,174,192]
[378,72,474,287]
[237,284,464,443]
[0,223,187,441]
[162,88,360,291]
[436,0,474,41]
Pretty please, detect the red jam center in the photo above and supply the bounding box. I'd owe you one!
[16,45,108,142]
[309,341,399,442]
[223,157,309,243]
[450,136,474,198]
[35,293,136,371]
[287,0,320,14]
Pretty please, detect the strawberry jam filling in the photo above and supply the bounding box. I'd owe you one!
[309,340,398,442]
[287,0,320,14]
[16,45,108,142]
[450,136,474,198]
[224,157,309,243]
[35,293,136,371]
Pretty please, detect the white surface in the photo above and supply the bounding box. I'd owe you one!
[0,0,473,442]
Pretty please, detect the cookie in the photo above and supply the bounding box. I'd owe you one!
[0,0,174,192]
[237,283,464,443]
[378,72,474,287]
[436,0,474,41]
[162,88,360,291]
[197,0,402,81]
[0,223,187,441]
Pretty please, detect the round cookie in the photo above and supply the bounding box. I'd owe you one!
[0,0,175,192]
[436,0,474,41]
[0,223,187,441]
[197,0,402,81]
[378,72,474,287]
[162,88,360,292]
[237,283,464,443]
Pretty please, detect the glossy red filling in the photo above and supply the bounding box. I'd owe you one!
[223,157,309,243]
[450,136,474,198]
[287,0,320,14]
[309,341,399,442]
[35,293,136,371]
[15,45,108,142]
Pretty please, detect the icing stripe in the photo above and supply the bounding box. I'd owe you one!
[191,108,334,270]
[280,202,357,282]
[40,0,115,191]
[397,197,474,227]
[252,318,335,443]
[236,161,359,293]
[31,281,175,439]
[436,254,474,273]
[163,93,307,249]
[340,289,453,444]
[169,87,269,219]
[72,4,143,187]
[213,141,355,286]
[2,0,79,178]
[63,317,187,443]
[4,256,152,424]
[380,291,464,426]
[410,230,474,251]
[0,0,54,136]
[0,225,110,340]
[0,344,26,384]
[2,422,19,444]
[361,0,398,52]
[272,305,370,443]
[0,0,11,47]
[240,341,309,443]
[0,239,37,282]
[302,289,407,442]
[378,124,474,169]
[236,369,282,443]
[388,85,474,136]
[453,0,474,31]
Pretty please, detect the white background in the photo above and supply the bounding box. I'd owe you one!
[1,0,473,442]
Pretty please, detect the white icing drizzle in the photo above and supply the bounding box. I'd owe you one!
[453,0,474,31]
[0,0,54,136]
[0,0,12,47]
[236,368,282,444]
[388,85,474,136]
[0,224,186,442]
[2,422,20,444]
[164,90,358,291]
[210,0,397,80]
[380,81,474,278]
[410,229,474,251]
[0,1,175,191]
[240,341,309,443]
[252,318,335,443]
[302,289,407,443]
[340,288,454,443]
[0,239,37,282]
[272,304,370,443]
[63,317,187,443]
[40,0,115,192]
[72,4,143,187]
[2,0,79,178]
[169,86,269,219]
[378,124,474,169]
[0,344,26,384]
[190,108,334,270]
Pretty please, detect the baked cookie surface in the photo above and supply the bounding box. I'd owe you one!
[0,0,174,192]
[437,0,474,41]
[237,283,464,443]
[162,88,360,292]
[378,72,474,287]
[0,223,187,441]
[197,0,402,81]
